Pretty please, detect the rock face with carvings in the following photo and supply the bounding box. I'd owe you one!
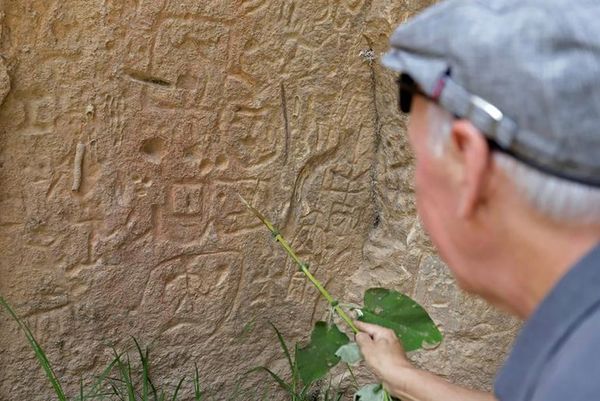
[0,1,518,399]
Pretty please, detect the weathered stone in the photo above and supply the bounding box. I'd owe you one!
[0,0,518,399]
[0,59,9,107]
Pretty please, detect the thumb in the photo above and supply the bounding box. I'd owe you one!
[355,332,372,349]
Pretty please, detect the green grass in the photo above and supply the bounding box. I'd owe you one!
[0,297,347,401]
[0,297,68,401]
[0,296,205,401]
[247,323,347,401]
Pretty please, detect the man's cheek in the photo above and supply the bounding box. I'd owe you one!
[414,175,433,226]
[414,165,432,198]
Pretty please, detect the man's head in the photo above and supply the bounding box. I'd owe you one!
[384,0,600,316]
[384,0,600,186]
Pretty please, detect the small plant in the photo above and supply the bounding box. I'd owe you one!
[0,297,69,400]
[104,338,189,401]
[0,297,204,401]
[248,323,347,401]
[248,323,313,401]
[239,196,443,400]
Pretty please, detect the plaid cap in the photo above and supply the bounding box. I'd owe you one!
[382,0,600,187]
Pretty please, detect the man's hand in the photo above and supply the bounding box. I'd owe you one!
[355,320,498,401]
[355,320,413,393]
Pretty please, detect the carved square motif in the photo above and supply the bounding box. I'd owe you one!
[31,96,56,126]
[172,184,203,215]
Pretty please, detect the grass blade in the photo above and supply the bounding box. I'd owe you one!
[108,378,126,401]
[269,323,297,386]
[83,351,123,400]
[0,297,68,401]
[246,366,293,394]
[112,348,136,401]
[194,362,202,401]
[171,376,185,401]
[133,337,150,401]
[126,354,137,401]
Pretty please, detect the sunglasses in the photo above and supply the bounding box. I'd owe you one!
[396,73,506,153]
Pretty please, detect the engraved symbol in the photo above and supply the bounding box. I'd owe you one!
[172,184,203,215]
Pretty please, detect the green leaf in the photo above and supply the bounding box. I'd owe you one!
[359,288,442,352]
[296,321,349,386]
[354,384,386,401]
[335,342,363,366]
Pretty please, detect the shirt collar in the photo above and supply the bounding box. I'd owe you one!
[495,242,600,401]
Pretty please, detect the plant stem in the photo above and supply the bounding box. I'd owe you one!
[346,365,359,389]
[240,196,396,401]
[239,195,359,334]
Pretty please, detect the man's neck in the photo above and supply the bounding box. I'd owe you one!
[496,211,600,319]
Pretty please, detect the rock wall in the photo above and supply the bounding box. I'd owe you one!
[0,0,519,399]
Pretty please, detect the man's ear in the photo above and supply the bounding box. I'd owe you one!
[449,120,491,218]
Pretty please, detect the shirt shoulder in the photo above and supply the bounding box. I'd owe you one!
[531,305,600,401]
[495,244,600,401]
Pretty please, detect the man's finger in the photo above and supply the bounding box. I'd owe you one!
[354,320,388,338]
[355,332,371,345]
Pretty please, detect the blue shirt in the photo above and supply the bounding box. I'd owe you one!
[495,243,600,401]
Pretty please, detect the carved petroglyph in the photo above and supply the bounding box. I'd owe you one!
[15,95,58,136]
[0,58,10,107]
[131,174,153,198]
[280,82,291,164]
[172,184,203,215]
[71,143,85,192]
[138,252,243,336]
[123,16,230,112]
[105,95,126,148]
[126,70,172,88]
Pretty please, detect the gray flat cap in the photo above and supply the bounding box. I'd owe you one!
[382,0,600,186]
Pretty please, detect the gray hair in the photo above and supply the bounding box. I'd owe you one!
[425,102,600,225]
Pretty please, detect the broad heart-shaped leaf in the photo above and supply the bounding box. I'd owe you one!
[296,321,349,386]
[335,342,363,366]
[354,384,387,401]
[359,288,442,352]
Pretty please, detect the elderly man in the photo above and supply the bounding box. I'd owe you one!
[354,1,600,400]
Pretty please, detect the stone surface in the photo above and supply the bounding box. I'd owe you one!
[0,0,519,399]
